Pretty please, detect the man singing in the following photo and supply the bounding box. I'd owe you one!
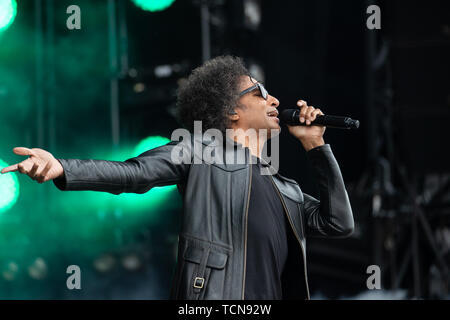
[1,55,354,300]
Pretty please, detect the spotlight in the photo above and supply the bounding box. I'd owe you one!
[0,159,20,214]
[131,0,176,12]
[243,0,261,30]
[126,135,176,208]
[121,253,142,271]
[0,0,17,32]
[111,135,177,213]
[93,253,116,273]
[248,63,265,84]
[133,136,171,156]
[128,68,138,78]
[28,258,48,280]
[2,261,18,281]
[154,65,172,78]
[133,82,146,93]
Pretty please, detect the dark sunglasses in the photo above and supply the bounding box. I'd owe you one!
[239,82,268,100]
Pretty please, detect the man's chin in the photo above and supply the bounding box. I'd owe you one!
[268,126,281,138]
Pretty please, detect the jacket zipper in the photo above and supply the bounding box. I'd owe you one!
[270,177,311,300]
[241,162,252,299]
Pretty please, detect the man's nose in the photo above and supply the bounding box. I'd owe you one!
[268,95,280,108]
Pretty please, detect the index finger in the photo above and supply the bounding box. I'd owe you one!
[297,100,308,108]
[1,164,18,174]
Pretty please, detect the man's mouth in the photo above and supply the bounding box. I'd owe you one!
[266,110,279,118]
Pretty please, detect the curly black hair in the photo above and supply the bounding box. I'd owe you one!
[176,55,249,133]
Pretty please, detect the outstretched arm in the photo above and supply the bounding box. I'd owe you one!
[1,142,190,195]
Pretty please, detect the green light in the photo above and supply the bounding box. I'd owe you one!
[124,135,176,210]
[54,135,179,221]
[133,135,171,156]
[0,159,20,213]
[82,135,176,214]
[131,0,175,12]
[0,0,17,32]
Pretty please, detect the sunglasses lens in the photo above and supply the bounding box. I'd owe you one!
[259,84,268,99]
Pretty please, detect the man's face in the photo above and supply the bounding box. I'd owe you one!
[233,76,280,133]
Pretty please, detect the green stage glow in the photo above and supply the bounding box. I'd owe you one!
[123,135,176,211]
[54,135,179,221]
[0,0,17,32]
[131,0,175,12]
[0,159,20,213]
[133,135,171,156]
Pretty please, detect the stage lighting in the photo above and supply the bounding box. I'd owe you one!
[133,135,171,156]
[1,261,18,281]
[0,0,17,32]
[132,135,176,199]
[0,159,19,214]
[121,253,142,271]
[111,135,177,213]
[243,0,261,30]
[133,82,146,93]
[71,135,178,216]
[249,62,265,84]
[131,0,175,12]
[93,253,116,273]
[27,257,48,280]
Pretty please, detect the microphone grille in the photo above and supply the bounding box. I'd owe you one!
[280,109,297,123]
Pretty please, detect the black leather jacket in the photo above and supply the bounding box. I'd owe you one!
[53,137,354,300]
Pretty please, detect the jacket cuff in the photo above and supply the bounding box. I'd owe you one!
[306,143,332,155]
[52,159,68,190]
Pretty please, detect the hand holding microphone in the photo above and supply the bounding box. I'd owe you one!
[280,109,360,129]
[283,100,359,151]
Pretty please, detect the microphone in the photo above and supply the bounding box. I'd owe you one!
[280,109,360,129]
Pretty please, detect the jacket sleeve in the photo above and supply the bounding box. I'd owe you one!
[303,144,354,238]
[52,141,190,195]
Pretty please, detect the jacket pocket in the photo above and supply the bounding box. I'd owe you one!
[183,246,228,268]
[177,235,230,300]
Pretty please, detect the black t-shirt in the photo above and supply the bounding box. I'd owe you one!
[244,159,290,300]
